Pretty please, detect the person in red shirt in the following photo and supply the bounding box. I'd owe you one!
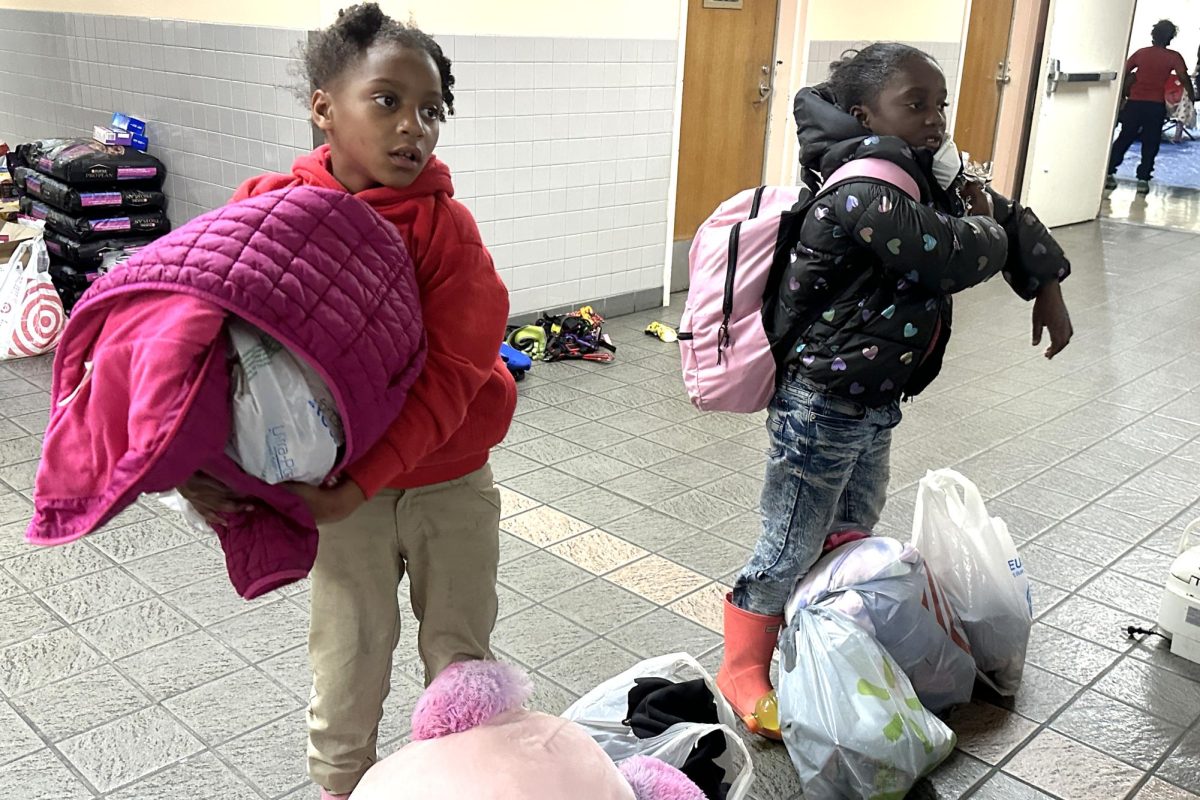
[178,5,515,798]
[1107,19,1195,193]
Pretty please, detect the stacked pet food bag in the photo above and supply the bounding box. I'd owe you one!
[10,114,169,313]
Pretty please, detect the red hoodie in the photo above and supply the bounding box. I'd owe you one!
[233,146,516,495]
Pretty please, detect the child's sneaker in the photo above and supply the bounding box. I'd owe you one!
[1137,179,1151,194]
[1104,175,1118,190]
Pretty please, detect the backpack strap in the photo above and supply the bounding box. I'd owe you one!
[819,158,922,203]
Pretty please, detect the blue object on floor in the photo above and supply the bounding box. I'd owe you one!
[500,342,532,381]
[1115,136,1200,189]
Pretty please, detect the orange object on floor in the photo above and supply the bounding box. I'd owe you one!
[715,593,783,740]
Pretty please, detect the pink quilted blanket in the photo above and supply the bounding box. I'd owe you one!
[26,186,426,598]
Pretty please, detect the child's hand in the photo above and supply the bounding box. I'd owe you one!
[284,478,366,525]
[1032,281,1074,359]
[177,472,254,526]
[961,180,994,217]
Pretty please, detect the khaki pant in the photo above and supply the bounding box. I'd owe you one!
[306,464,501,795]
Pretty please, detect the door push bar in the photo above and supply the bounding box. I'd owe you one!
[1047,59,1119,93]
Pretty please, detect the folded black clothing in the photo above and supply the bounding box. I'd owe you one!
[15,167,166,214]
[15,138,165,186]
[20,197,170,242]
[43,228,156,269]
[625,677,729,800]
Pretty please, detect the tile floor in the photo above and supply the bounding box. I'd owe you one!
[1,217,1199,798]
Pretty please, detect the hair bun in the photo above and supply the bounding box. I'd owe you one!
[337,2,386,44]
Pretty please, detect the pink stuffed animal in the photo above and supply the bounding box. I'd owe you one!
[349,660,708,800]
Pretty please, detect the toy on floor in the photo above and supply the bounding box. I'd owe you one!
[644,321,678,343]
[507,305,617,364]
[349,660,707,799]
[500,342,532,381]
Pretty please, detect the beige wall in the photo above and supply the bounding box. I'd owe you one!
[992,0,1042,197]
[0,0,683,38]
[807,0,967,42]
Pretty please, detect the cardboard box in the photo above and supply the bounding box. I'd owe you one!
[0,220,42,262]
[94,126,133,147]
[130,134,149,152]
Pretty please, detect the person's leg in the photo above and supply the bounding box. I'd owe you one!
[1109,103,1144,174]
[1138,102,1168,181]
[832,403,902,532]
[307,492,405,797]
[399,464,500,685]
[721,379,879,738]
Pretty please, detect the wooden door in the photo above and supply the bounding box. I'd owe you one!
[953,0,1017,163]
[674,0,779,242]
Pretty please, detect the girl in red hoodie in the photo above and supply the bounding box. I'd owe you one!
[180,5,515,798]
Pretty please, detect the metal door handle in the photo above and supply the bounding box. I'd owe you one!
[753,81,772,106]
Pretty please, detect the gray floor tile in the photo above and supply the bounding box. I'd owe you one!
[1033,523,1134,566]
[603,509,699,551]
[117,630,245,701]
[124,542,227,594]
[164,574,278,627]
[1025,623,1124,684]
[57,706,204,792]
[208,599,309,662]
[544,579,657,635]
[1079,570,1163,620]
[1041,594,1148,649]
[540,637,639,695]
[0,749,93,799]
[104,751,259,800]
[499,550,594,600]
[700,473,764,511]
[507,434,593,466]
[491,605,594,669]
[550,487,644,527]
[653,454,734,486]
[163,667,302,745]
[0,699,42,767]
[35,567,152,624]
[657,489,742,528]
[1113,546,1178,584]
[989,664,1080,724]
[0,627,105,697]
[659,532,751,580]
[1,541,112,592]
[216,711,308,798]
[1052,690,1185,770]
[909,749,989,798]
[258,646,311,701]
[86,518,194,564]
[503,466,594,503]
[971,772,1058,799]
[605,436,680,468]
[1158,727,1200,793]
[0,594,62,647]
[606,469,689,505]
[607,607,721,659]
[11,664,149,743]
[1094,657,1200,728]
[553,451,640,484]
[1018,542,1103,591]
[75,598,197,660]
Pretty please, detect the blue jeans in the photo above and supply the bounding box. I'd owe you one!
[732,374,902,615]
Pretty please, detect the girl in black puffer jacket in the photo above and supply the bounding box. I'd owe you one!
[716,43,1075,740]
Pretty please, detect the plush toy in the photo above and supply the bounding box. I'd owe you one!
[349,660,708,800]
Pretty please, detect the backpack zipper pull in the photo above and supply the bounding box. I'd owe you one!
[717,320,730,365]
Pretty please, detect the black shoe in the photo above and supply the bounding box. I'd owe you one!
[1104,175,1118,190]
[1137,180,1151,194]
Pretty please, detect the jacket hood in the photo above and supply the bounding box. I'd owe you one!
[793,86,933,196]
[291,144,455,204]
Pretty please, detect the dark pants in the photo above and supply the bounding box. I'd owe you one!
[1109,100,1167,180]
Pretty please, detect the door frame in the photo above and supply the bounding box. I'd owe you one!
[662,0,787,302]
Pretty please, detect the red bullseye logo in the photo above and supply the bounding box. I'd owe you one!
[10,282,63,357]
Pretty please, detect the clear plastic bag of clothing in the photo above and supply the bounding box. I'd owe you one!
[911,469,1033,695]
[785,536,976,713]
[226,319,344,485]
[778,606,957,800]
[561,653,755,800]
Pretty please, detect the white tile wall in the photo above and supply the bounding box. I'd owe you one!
[0,10,313,228]
[436,35,677,315]
[0,9,679,317]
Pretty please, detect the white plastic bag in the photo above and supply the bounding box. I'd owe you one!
[149,490,211,533]
[778,606,957,800]
[561,653,754,800]
[0,237,64,360]
[226,320,344,485]
[785,536,976,713]
[911,469,1033,695]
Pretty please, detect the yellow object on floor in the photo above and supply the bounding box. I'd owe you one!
[644,321,678,343]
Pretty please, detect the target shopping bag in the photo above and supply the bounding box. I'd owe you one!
[0,237,65,360]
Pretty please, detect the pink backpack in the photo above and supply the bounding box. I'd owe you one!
[678,159,922,413]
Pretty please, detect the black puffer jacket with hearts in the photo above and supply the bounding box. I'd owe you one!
[763,88,1071,407]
